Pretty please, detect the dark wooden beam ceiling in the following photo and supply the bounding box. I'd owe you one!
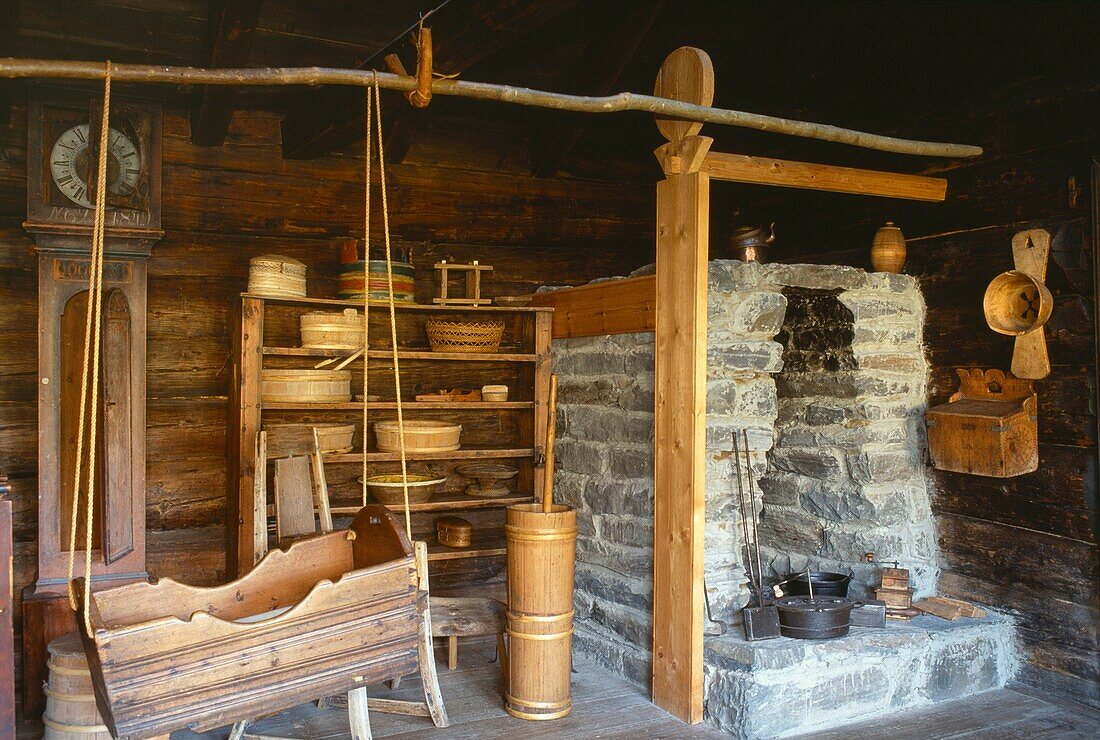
[281,0,576,161]
[531,0,664,178]
[0,1,16,124]
[190,0,263,146]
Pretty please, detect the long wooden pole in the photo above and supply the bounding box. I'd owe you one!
[542,374,558,512]
[0,58,982,158]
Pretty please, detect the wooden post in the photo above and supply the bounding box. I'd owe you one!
[650,46,713,724]
[228,296,263,576]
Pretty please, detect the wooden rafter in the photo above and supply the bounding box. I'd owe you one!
[281,0,576,161]
[0,1,16,125]
[532,0,665,178]
[190,0,263,146]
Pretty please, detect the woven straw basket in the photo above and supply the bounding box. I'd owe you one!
[425,319,505,353]
[249,254,307,297]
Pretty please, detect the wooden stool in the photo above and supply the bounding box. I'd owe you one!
[430,596,507,678]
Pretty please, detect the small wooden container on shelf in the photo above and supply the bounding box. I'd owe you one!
[436,516,473,548]
[248,254,306,297]
[228,293,553,593]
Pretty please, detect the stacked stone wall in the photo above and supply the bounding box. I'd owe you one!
[552,260,939,686]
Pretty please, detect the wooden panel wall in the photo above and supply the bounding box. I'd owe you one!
[772,85,1099,705]
[0,103,653,699]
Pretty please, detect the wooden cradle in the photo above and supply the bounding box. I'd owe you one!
[76,506,421,739]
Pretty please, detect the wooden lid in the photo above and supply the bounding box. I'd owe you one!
[436,516,472,530]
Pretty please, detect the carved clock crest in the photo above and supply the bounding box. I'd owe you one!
[21,87,163,715]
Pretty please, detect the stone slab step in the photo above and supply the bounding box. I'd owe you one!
[703,611,1017,738]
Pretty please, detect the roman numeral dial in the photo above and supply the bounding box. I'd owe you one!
[49,123,143,209]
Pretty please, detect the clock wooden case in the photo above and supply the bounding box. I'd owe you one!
[26,90,161,236]
[21,88,162,716]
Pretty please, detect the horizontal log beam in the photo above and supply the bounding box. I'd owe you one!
[701,151,948,201]
[0,58,984,158]
[529,275,656,338]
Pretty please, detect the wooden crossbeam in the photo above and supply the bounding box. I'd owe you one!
[528,275,655,338]
[532,0,664,178]
[702,151,948,201]
[190,0,262,146]
[281,0,576,161]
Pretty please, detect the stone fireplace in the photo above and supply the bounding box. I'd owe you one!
[551,260,1015,737]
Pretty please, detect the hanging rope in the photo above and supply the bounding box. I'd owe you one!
[361,78,372,509]
[66,61,112,635]
[372,76,413,539]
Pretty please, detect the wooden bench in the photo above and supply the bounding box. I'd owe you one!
[430,596,508,678]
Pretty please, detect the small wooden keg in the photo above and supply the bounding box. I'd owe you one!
[43,632,111,740]
[436,516,473,548]
[871,222,907,273]
[504,502,577,720]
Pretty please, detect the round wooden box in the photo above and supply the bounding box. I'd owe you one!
[261,369,351,403]
[249,254,307,297]
[300,309,365,350]
[436,516,473,548]
[374,419,461,453]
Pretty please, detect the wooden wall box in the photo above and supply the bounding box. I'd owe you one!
[926,368,1038,478]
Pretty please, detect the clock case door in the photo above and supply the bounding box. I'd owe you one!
[26,88,161,235]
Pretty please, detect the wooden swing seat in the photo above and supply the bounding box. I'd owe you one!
[75,507,420,739]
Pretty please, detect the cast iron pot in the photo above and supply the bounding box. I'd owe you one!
[779,571,851,598]
[775,596,856,639]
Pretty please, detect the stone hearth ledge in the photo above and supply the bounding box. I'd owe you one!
[702,611,1018,738]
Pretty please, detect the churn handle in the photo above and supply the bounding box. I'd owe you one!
[542,375,558,512]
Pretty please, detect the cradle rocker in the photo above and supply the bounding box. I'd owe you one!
[74,506,447,739]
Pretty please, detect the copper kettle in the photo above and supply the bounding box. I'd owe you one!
[728,223,776,263]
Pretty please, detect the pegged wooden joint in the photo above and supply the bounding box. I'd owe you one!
[382,26,433,109]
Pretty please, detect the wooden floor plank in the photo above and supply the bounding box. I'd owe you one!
[112,644,1100,740]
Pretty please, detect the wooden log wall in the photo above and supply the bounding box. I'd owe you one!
[0,102,653,699]
[771,80,1099,706]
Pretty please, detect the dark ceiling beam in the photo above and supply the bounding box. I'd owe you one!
[532,0,665,178]
[0,1,16,124]
[190,0,263,146]
[281,0,576,161]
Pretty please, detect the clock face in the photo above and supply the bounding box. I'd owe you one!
[49,124,142,209]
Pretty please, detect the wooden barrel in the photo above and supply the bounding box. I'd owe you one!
[261,369,351,403]
[43,632,111,740]
[504,503,577,721]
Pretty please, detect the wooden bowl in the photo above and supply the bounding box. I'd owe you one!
[360,474,445,505]
[374,419,462,453]
[456,463,518,498]
[983,270,1053,335]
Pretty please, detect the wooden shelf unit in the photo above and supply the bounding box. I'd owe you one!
[228,294,552,578]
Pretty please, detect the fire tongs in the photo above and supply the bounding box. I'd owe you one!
[734,429,781,640]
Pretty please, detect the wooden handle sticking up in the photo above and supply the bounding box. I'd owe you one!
[542,374,558,513]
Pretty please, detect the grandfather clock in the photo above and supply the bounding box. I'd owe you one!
[21,88,162,715]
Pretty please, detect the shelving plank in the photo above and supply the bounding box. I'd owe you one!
[327,492,533,515]
[425,529,506,561]
[261,346,537,362]
[324,447,537,463]
[242,293,552,313]
[263,401,535,411]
